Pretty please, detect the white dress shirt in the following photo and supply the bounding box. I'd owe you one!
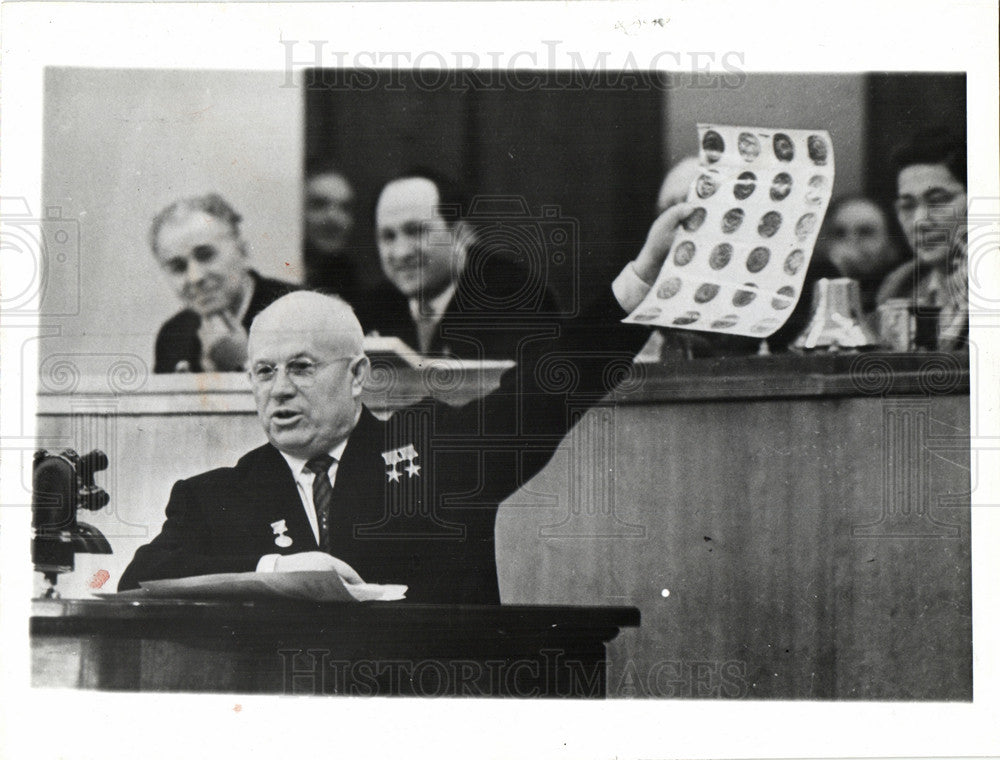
[612,260,655,314]
[408,281,458,353]
[255,438,349,572]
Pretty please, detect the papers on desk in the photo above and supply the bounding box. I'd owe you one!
[624,123,835,338]
[104,571,407,602]
[362,335,515,372]
[362,335,423,368]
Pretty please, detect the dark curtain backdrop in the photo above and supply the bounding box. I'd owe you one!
[305,71,967,310]
[862,72,967,262]
[865,73,967,207]
[305,71,665,312]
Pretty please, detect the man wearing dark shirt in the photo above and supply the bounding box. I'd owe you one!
[302,169,370,306]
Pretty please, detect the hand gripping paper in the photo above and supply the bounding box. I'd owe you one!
[624,124,835,337]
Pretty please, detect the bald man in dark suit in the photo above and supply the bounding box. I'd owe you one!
[120,202,694,602]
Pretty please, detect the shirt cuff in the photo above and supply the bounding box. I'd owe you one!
[256,554,280,573]
[612,261,654,314]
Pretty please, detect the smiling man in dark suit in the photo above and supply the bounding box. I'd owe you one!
[356,168,562,360]
[151,193,296,373]
[120,200,694,602]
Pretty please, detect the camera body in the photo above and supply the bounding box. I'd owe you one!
[32,449,112,595]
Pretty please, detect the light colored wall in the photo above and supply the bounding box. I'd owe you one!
[663,73,865,198]
[41,68,303,375]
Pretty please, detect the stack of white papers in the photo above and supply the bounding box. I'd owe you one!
[103,571,407,602]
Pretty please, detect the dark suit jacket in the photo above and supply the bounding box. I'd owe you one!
[355,255,562,361]
[303,245,370,309]
[154,270,297,373]
[120,290,647,603]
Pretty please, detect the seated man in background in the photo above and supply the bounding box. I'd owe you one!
[356,168,561,360]
[118,201,694,603]
[877,127,968,351]
[151,193,296,373]
[302,168,368,306]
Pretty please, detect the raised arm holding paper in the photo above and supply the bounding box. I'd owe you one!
[118,203,693,603]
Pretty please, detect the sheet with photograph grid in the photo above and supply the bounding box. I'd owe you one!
[625,124,835,337]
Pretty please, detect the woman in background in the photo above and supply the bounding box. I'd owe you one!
[818,195,903,316]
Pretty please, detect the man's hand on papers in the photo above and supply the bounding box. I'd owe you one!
[632,201,696,285]
[272,551,364,584]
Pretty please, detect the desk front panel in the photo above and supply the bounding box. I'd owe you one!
[34,359,971,699]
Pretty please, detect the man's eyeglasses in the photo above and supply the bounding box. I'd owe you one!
[250,356,355,386]
[895,189,966,219]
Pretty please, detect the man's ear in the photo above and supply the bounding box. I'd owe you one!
[451,220,474,273]
[452,219,475,249]
[349,355,370,397]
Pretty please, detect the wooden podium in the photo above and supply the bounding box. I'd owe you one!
[31,599,639,697]
[35,352,971,699]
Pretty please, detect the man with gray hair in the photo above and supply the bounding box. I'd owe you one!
[120,201,694,603]
[150,193,296,373]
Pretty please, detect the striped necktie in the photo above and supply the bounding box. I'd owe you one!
[305,454,336,552]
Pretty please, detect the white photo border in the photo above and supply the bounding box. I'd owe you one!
[1,2,998,759]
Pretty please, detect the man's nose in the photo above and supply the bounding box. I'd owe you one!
[388,235,420,262]
[185,258,206,285]
[270,366,297,398]
[911,201,931,227]
[327,206,351,223]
